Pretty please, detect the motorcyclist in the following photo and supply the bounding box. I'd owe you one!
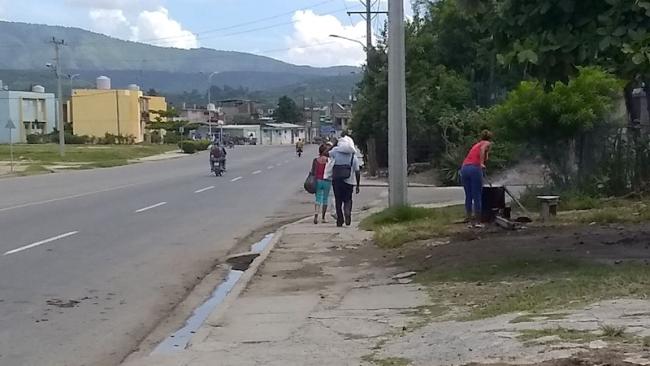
[296,139,305,157]
[210,142,227,172]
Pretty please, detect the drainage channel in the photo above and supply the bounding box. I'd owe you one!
[152,233,275,354]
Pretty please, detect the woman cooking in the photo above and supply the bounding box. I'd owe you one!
[460,130,493,227]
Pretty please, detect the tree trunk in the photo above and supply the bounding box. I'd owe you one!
[367,137,378,177]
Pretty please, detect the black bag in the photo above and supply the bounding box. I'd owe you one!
[332,154,355,180]
[304,159,317,194]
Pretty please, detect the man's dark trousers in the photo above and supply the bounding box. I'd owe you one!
[332,178,353,226]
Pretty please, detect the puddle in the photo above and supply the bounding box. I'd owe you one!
[152,233,274,354]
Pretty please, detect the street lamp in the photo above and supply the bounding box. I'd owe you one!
[207,71,219,140]
[328,34,368,51]
[46,62,65,157]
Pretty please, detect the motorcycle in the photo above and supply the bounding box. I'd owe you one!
[211,159,225,176]
[296,148,303,157]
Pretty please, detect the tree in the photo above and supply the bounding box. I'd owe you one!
[273,96,301,123]
[493,67,623,186]
[147,88,159,96]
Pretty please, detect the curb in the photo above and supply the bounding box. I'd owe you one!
[200,224,290,330]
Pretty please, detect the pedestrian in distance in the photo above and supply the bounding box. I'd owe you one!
[325,136,361,227]
[460,129,493,228]
[311,144,332,224]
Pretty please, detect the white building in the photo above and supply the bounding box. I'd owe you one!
[0,82,57,143]
[261,123,305,145]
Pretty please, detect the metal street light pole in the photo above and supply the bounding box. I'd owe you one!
[388,0,408,206]
[207,71,219,140]
[49,37,66,157]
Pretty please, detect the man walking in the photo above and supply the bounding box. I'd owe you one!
[325,143,361,227]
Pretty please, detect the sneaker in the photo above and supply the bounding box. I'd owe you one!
[345,215,352,226]
[313,214,319,225]
[473,223,485,229]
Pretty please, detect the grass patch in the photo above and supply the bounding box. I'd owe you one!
[518,327,599,343]
[600,324,626,338]
[643,336,650,348]
[361,205,465,248]
[416,258,650,320]
[0,144,177,165]
[16,164,51,176]
[361,354,411,366]
[510,312,569,324]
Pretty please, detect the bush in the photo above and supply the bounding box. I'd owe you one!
[27,134,47,144]
[179,141,198,154]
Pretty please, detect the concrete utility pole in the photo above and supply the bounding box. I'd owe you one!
[51,37,66,157]
[207,71,219,140]
[388,0,408,206]
[347,1,386,177]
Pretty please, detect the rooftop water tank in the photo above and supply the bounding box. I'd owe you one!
[96,76,111,90]
[128,84,140,91]
[32,85,45,93]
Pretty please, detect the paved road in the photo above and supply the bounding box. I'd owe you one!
[0,145,324,366]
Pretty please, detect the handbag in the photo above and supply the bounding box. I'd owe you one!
[332,154,355,180]
[304,159,317,194]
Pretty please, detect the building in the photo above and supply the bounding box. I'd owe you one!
[218,99,258,124]
[146,96,168,122]
[71,76,166,143]
[0,81,57,144]
[261,123,305,145]
[330,102,353,132]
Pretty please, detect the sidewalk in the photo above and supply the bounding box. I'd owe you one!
[128,149,188,163]
[124,211,431,366]
[124,206,650,366]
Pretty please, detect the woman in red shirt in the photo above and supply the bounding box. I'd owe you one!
[460,130,493,225]
[312,144,332,224]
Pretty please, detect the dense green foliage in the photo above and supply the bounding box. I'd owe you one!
[352,0,647,192]
[272,96,302,123]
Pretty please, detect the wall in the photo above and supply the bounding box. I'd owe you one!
[147,96,167,121]
[260,128,305,145]
[72,89,144,142]
[0,90,56,143]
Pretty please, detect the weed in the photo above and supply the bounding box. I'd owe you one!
[518,327,598,343]
[600,324,626,338]
[416,258,650,320]
[361,205,465,248]
[510,313,568,324]
[361,354,411,366]
[643,336,650,348]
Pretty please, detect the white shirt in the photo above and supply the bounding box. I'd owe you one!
[324,150,361,186]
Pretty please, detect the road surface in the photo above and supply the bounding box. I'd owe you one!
[0,144,470,366]
[0,145,324,366]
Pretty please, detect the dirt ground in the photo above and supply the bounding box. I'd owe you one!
[394,223,650,272]
[353,222,650,365]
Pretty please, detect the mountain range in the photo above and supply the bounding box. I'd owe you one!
[0,21,360,102]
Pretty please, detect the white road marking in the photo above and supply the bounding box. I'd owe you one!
[267,166,274,170]
[252,170,262,175]
[276,163,282,167]
[0,182,145,213]
[4,231,79,256]
[194,186,215,193]
[135,202,167,213]
[231,176,243,182]
[284,160,289,163]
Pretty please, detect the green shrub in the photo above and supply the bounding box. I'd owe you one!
[179,141,198,154]
[26,134,47,144]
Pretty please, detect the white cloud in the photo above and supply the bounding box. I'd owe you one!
[133,8,198,49]
[83,3,198,49]
[284,10,367,67]
[89,9,134,41]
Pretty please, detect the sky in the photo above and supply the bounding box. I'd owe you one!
[0,0,413,67]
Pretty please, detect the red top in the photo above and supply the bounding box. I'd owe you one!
[463,141,489,166]
[314,157,328,180]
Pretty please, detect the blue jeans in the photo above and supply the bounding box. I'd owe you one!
[461,164,483,217]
